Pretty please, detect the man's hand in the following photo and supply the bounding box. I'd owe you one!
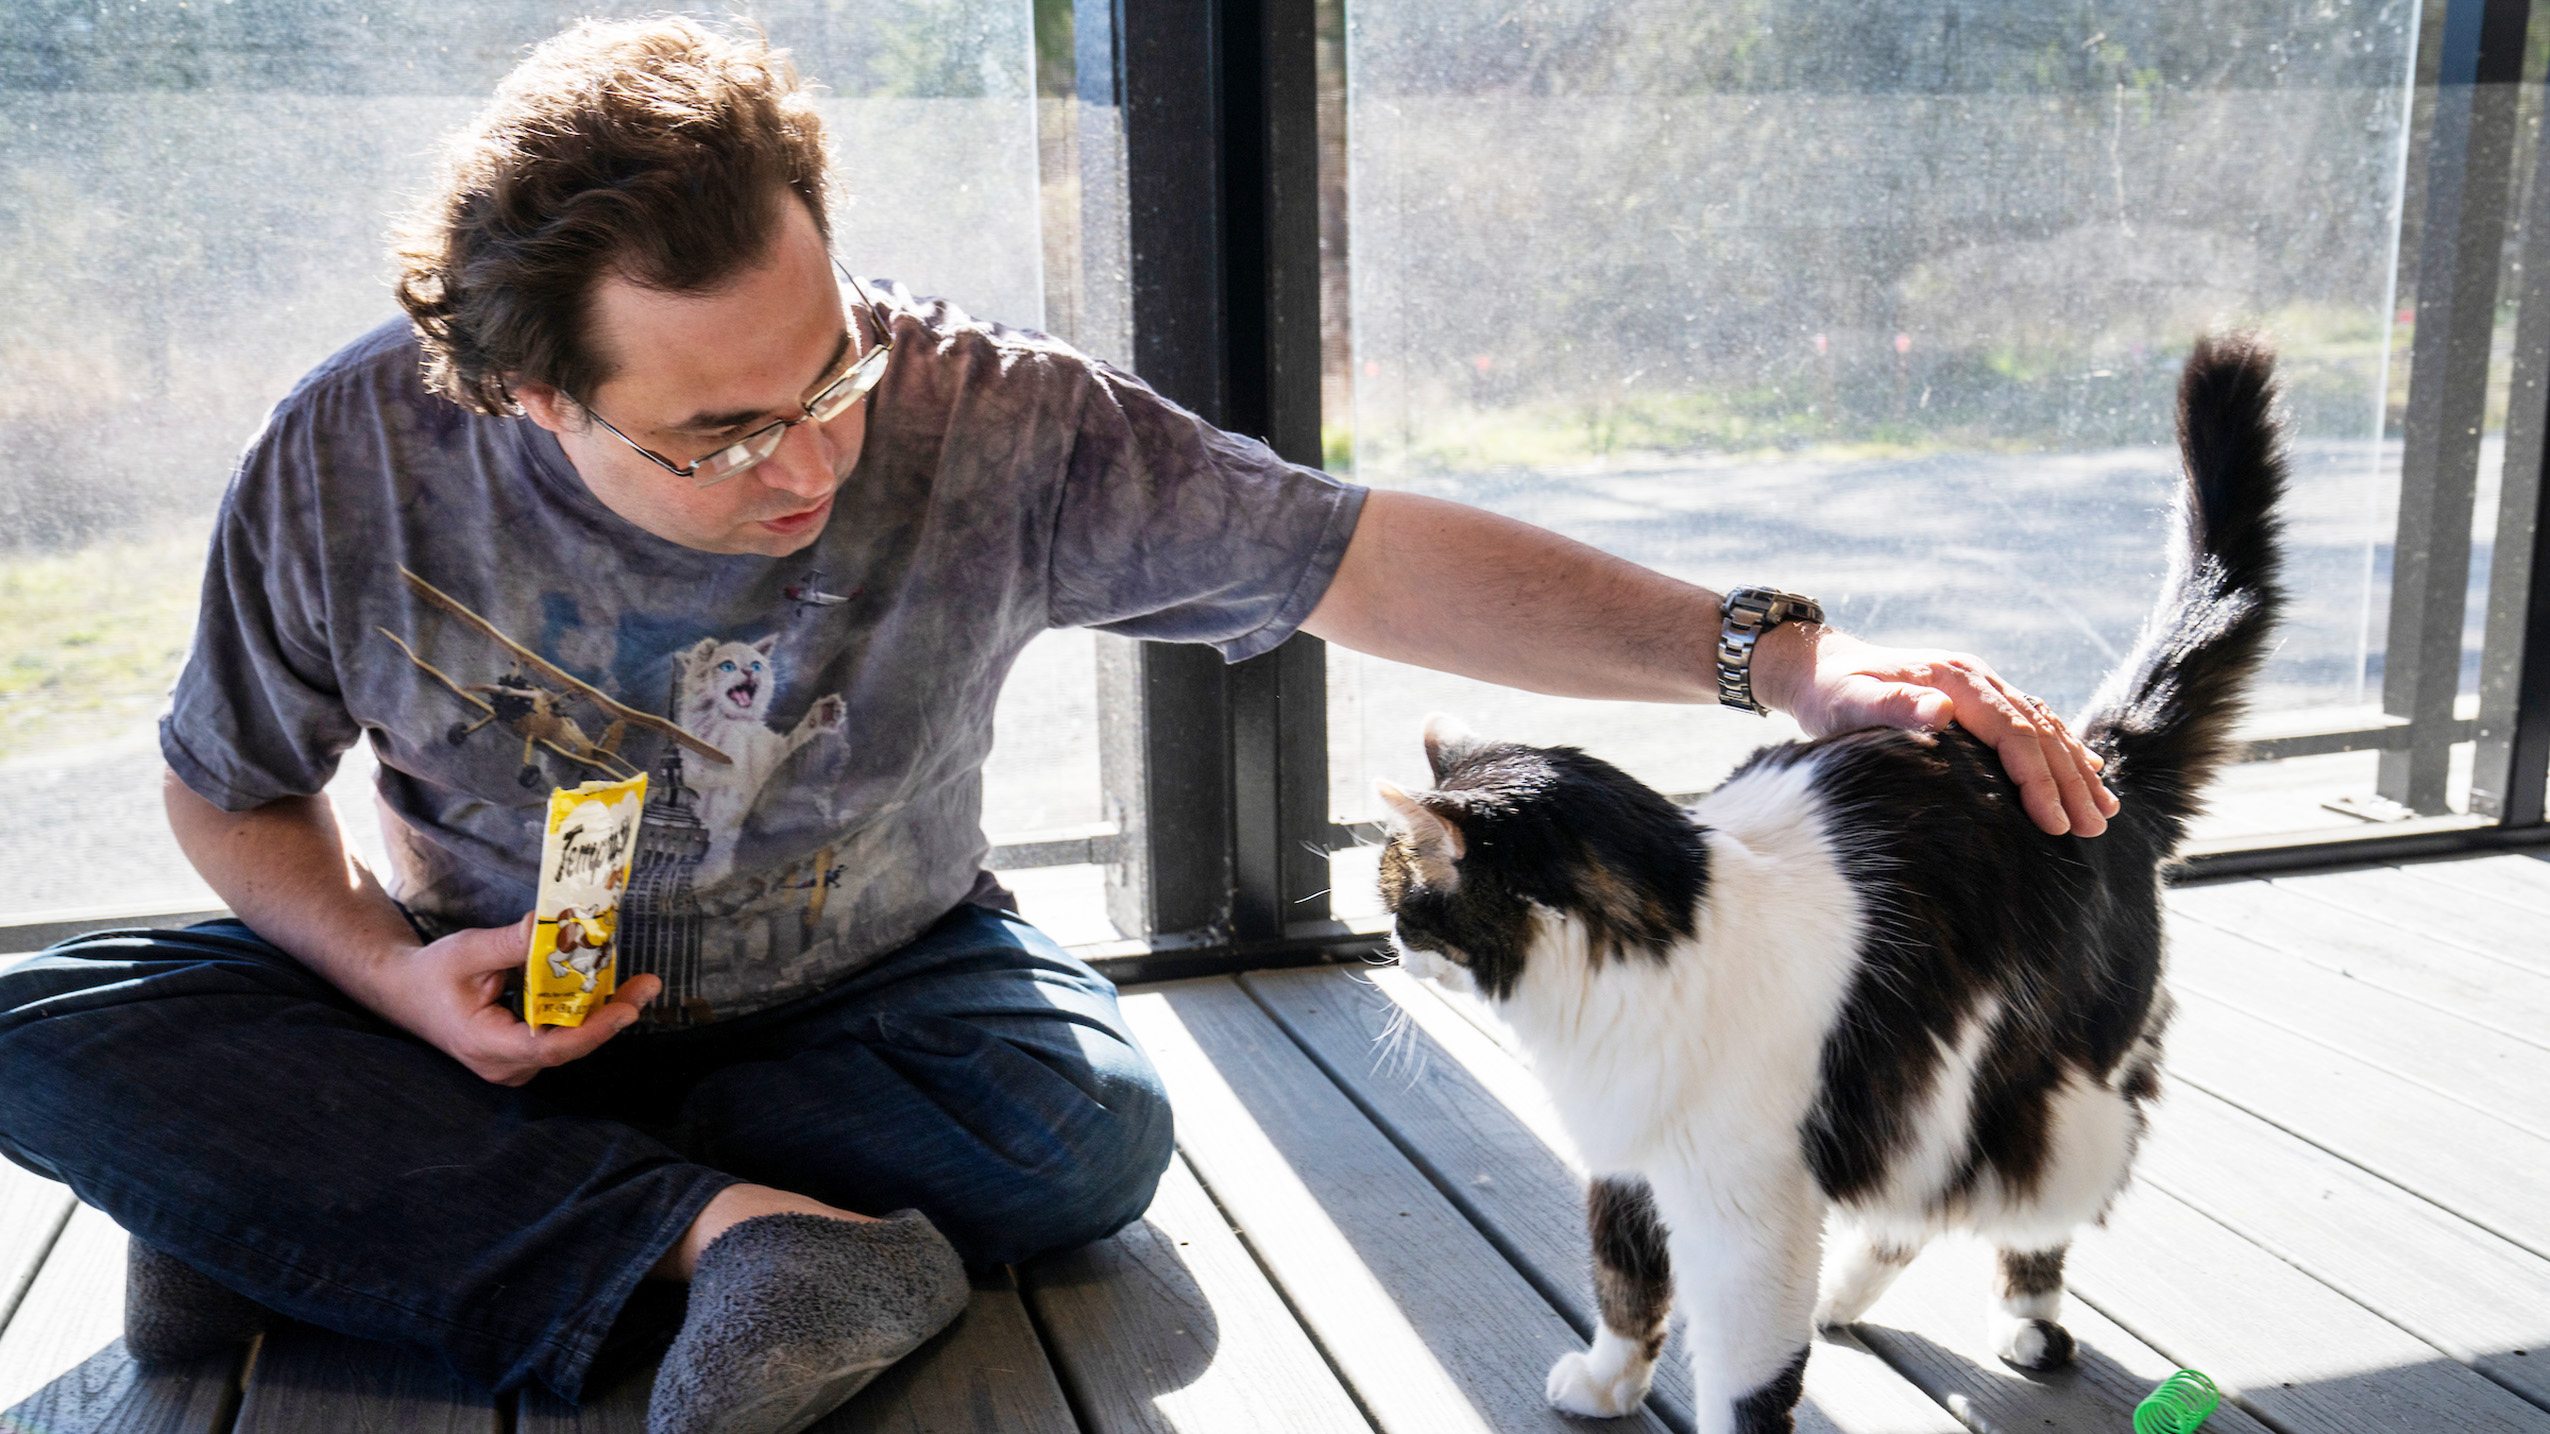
[1759,624,2120,838]
[355,916,662,1086]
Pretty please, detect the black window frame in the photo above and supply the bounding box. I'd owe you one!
[1075,0,2550,981]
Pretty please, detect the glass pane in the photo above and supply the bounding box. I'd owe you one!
[1326,0,2429,899]
[0,2,1084,926]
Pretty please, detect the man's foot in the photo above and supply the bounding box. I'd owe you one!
[648,1211,968,1434]
[124,1239,271,1364]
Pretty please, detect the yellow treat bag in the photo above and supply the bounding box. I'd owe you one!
[525,775,649,1028]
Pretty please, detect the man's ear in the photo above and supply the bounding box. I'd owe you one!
[512,380,576,435]
[1377,779,1465,889]
[1422,712,1482,783]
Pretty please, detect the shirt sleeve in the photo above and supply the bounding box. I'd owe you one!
[1045,362,1366,662]
[159,404,362,811]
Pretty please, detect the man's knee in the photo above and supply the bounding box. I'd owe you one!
[946,1059,1174,1265]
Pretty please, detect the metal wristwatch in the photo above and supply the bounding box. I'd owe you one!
[1716,586,1826,715]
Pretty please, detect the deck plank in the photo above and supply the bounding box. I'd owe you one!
[232,1321,500,1434]
[1023,1154,1370,1434]
[2160,989,2550,1259]
[518,1270,1080,1434]
[0,1167,75,1339]
[2138,1083,2550,1410]
[2069,1184,2550,1433]
[1121,979,1671,1434]
[1849,1236,2275,1434]
[2167,881,2550,1043]
[2403,852,2550,916]
[2163,917,2550,1137]
[2268,867,2550,979]
[1242,965,1963,1434]
[818,1267,1078,1434]
[0,1202,127,1412]
[0,1339,240,1434]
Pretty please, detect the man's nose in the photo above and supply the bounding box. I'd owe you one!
[757,418,839,499]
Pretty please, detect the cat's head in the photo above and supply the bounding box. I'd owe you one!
[1376,715,1709,1002]
[679,635,780,723]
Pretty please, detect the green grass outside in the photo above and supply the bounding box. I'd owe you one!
[0,530,207,762]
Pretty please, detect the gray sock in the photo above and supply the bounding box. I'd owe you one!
[648,1211,969,1434]
[124,1238,271,1364]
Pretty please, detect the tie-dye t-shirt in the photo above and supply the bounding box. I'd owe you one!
[160,283,1365,1021]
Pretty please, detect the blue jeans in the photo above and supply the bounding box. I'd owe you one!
[0,903,1172,1399]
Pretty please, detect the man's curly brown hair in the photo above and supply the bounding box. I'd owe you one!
[393,16,834,417]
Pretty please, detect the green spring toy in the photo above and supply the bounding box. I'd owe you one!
[2133,1370,2221,1433]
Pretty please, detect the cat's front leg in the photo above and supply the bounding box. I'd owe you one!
[1660,1164,1821,1434]
[784,693,847,755]
[1547,1175,1671,1418]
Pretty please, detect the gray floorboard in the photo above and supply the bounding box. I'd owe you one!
[2164,915,2550,1139]
[231,1322,499,1434]
[2167,880,2550,1045]
[2139,1084,2550,1411]
[0,1339,240,1434]
[2404,852,2550,916]
[1849,1238,2275,1434]
[2070,1185,2550,1433]
[1022,1155,1371,1434]
[2161,988,2550,1259]
[2270,866,2550,981]
[0,1202,127,1412]
[0,1165,75,1342]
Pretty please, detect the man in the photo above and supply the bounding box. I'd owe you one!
[0,16,2114,1434]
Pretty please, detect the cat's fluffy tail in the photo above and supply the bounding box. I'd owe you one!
[2081,334,2289,829]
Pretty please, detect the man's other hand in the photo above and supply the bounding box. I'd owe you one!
[1759,625,2121,838]
[374,916,662,1085]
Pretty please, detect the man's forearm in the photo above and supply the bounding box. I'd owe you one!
[1301,490,1757,704]
[162,768,423,1008]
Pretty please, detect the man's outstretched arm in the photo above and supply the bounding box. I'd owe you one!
[1298,489,2119,838]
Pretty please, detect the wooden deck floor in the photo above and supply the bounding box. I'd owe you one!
[4,852,2548,1433]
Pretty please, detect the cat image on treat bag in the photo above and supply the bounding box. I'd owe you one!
[1376,338,2284,1432]
[527,775,650,1027]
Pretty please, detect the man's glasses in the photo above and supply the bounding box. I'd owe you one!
[580,263,894,489]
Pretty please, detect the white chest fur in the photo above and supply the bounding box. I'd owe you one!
[1494,754,1865,1179]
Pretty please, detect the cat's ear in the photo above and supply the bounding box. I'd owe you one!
[1377,779,1465,889]
[1422,713,1482,782]
[679,637,715,670]
[752,633,779,657]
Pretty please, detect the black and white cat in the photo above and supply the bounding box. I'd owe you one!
[1375,337,2285,1433]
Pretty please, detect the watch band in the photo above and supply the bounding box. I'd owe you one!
[1716,586,1826,715]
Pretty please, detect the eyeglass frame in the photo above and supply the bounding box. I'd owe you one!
[573,261,894,490]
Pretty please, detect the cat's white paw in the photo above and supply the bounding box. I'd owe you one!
[1992,1316,2077,1372]
[1546,1349,1651,1418]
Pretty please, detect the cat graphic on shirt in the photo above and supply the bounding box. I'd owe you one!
[676,635,847,882]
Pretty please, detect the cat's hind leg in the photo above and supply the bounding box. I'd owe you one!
[1547,1175,1671,1419]
[1989,1245,2077,1371]
[1812,1220,1918,1330]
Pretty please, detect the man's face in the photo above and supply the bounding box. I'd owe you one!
[516,197,866,557]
